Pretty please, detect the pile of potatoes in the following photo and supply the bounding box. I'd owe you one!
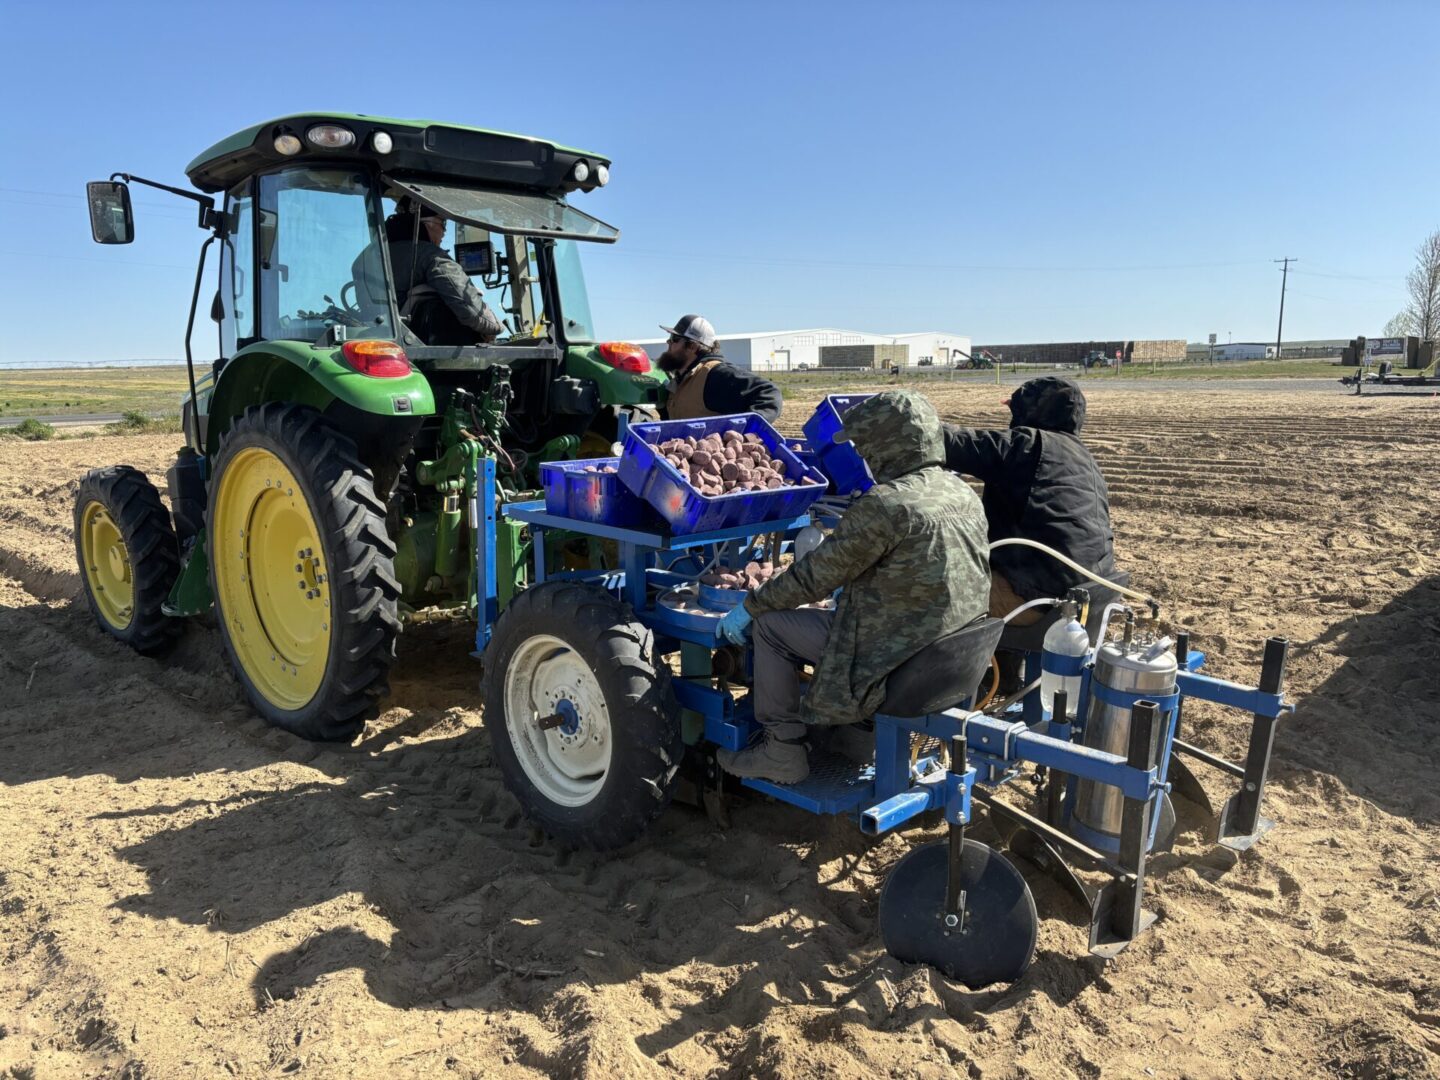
[700,560,778,592]
[580,463,618,474]
[656,431,821,497]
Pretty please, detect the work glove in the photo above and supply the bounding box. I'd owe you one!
[717,603,753,645]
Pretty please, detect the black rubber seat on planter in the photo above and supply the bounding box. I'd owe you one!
[995,571,1132,654]
[878,617,1005,717]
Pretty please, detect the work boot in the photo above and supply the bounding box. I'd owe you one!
[717,732,810,784]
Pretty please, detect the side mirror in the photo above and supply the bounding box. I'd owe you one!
[86,181,134,244]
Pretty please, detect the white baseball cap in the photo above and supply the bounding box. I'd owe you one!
[659,313,717,350]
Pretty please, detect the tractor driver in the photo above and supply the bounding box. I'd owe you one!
[657,314,783,423]
[353,202,503,347]
[942,376,1115,626]
[713,390,991,785]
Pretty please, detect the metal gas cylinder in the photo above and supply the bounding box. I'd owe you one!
[1073,636,1177,842]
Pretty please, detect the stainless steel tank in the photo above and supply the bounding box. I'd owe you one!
[1074,639,1178,841]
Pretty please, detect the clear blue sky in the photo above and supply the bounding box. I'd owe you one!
[2,0,1435,363]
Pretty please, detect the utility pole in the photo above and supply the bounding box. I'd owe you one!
[1274,257,1296,359]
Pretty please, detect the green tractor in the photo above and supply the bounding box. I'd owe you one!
[76,114,663,739]
[951,349,996,370]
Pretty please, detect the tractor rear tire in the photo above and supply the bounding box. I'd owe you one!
[483,581,681,850]
[73,465,182,655]
[208,403,400,741]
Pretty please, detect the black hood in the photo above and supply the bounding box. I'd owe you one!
[1008,376,1086,434]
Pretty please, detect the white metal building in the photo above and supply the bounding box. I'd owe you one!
[631,328,972,372]
[884,331,974,368]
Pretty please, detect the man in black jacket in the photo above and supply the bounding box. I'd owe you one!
[353,204,504,346]
[657,314,782,423]
[942,376,1114,623]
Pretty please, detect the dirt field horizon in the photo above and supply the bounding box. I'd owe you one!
[1,383,1436,1078]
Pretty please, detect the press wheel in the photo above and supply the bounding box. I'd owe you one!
[879,839,1037,989]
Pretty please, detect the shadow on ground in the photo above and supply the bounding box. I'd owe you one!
[1278,574,1439,824]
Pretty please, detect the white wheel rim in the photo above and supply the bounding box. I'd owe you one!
[503,633,612,807]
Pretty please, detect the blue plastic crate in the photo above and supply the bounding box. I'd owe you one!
[781,436,822,478]
[538,458,658,527]
[618,414,828,535]
[802,395,876,495]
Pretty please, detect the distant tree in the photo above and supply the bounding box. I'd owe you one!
[1392,230,1440,342]
[1383,311,1412,336]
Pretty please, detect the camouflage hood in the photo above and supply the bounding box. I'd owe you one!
[839,390,945,483]
[749,387,991,726]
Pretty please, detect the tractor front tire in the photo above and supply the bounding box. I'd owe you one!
[208,403,400,741]
[483,582,681,850]
[73,465,182,655]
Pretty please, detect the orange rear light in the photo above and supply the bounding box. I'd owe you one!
[598,341,651,374]
[341,339,412,378]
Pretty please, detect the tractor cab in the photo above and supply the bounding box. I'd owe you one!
[210,161,613,355]
[86,113,661,457]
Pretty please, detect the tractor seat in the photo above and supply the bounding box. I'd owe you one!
[878,616,1005,717]
[996,571,1132,653]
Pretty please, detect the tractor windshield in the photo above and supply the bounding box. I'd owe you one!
[383,176,609,344]
[256,168,396,343]
[376,187,601,345]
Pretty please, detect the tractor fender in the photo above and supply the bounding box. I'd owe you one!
[204,341,434,455]
[565,344,664,407]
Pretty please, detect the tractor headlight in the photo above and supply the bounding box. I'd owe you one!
[306,124,356,149]
[572,160,590,183]
[371,131,393,154]
[594,163,609,186]
[274,134,302,156]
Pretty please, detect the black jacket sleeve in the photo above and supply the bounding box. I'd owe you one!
[421,245,503,340]
[942,425,1018,481]
[702,364,783,422]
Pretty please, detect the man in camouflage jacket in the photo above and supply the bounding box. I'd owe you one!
[717,390,991,784]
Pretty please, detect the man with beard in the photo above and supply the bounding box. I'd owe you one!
[656,314,782,422]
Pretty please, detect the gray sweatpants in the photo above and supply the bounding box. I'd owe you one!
[751,608,835,741]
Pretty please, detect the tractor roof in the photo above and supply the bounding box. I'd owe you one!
[185,113,611,197]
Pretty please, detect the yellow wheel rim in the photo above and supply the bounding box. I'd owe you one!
[211,447,333,711]
[80,501,135,630]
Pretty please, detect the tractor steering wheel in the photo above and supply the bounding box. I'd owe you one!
[340,281,362,315]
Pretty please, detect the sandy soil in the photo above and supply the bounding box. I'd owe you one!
[1,386,1436,1080]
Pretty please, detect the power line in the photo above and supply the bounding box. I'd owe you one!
[1291,266,1401,283]
[0,249,193,270]
[604,248,1272,275]
[0,185,194,214]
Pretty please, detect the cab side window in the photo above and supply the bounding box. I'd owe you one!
[220,181,255,356]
